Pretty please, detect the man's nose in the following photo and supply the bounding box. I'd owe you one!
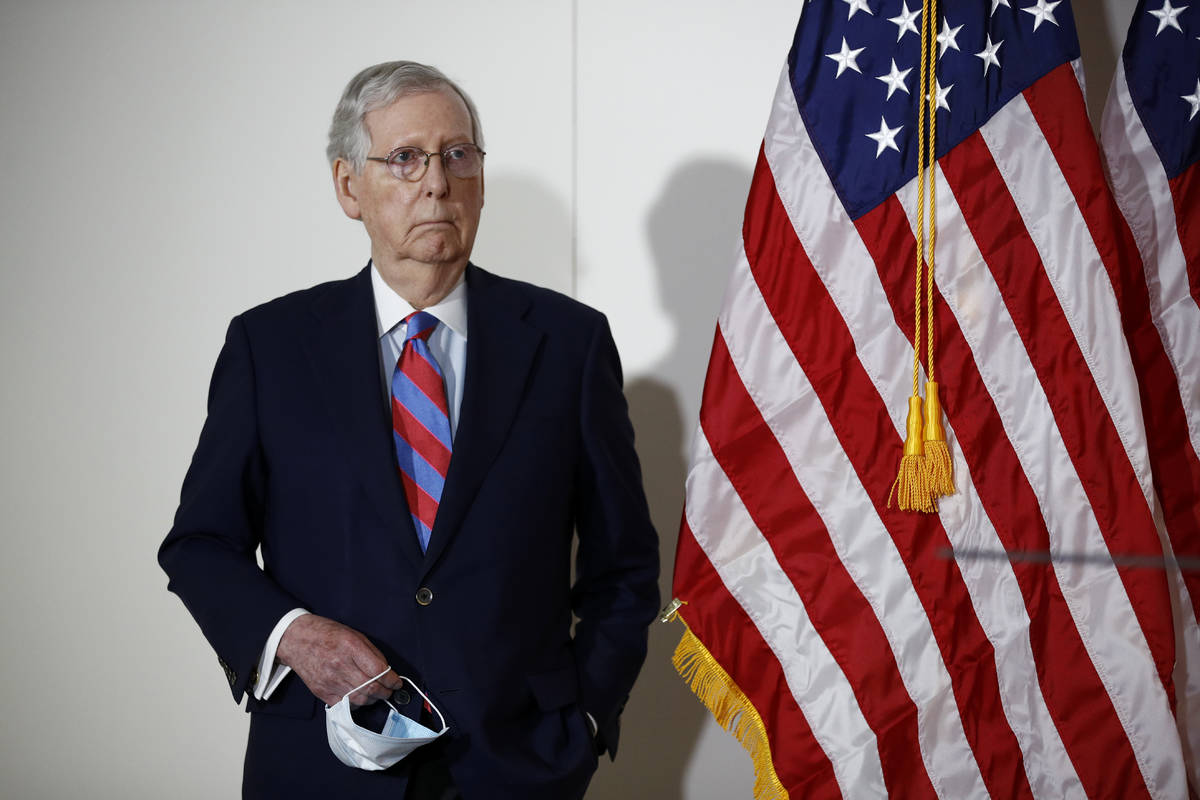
[422,154,450,197]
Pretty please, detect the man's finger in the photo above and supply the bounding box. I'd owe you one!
[379,669,404,691]
[340,659,397,705]
[359,673,401,702]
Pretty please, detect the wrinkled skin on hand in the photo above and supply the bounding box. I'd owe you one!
[277,614,403,707]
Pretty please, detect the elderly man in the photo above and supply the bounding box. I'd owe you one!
[159,61,660,800]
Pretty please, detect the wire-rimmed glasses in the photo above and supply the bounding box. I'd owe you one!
[365,143,486,181]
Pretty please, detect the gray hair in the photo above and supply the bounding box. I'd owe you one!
[326,61,484,173]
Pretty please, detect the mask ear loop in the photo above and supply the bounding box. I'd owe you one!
[397,676,450,734]
[326,666,394,710]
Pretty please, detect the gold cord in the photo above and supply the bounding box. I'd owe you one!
[924,0,938,384]
[892,0,954,511]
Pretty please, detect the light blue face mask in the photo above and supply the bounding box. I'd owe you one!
[324,668,449,771]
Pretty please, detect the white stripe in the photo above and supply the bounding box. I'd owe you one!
[683,428,885,798]
[899,148,1183,799]
[1070,57,1087,105]
[980,91,1159,516]
[1103,61,1200,792]
[1101,63,1200,482]
[721,250,989,799]
[762,65,1081,800]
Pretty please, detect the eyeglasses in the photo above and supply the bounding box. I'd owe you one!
[365,143,486,182]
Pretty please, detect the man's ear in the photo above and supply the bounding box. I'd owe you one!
[332,158,362,220]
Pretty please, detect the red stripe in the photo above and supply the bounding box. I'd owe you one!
[398,468,439,531]
[856,187,1151,799]
[700,329,937,799]
[401,347,450,416]
[1025,64,1200,639]
[1169,162,1200,306]
[673,519,842,799]
[742,150,1032,800]
[392,397,451,475]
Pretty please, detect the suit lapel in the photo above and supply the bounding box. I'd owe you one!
[302,265,425,572]
[423,264,542,573]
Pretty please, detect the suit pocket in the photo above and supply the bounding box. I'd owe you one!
[523,665,596,775]
[526,664,580,711]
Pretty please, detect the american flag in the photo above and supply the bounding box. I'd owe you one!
[1100,0,1200,789]
[671,1,1200,797]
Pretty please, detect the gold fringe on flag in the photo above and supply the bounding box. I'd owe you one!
[672,620,789,800]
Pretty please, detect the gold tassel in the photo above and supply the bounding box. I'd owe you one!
[923,381,955,498]
[889,396,935,512]
[672,622,789,800]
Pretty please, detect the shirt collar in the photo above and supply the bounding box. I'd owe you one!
[371,262,468,340]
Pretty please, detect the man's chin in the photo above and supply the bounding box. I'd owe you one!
[409,232,465,262]
[407,249,469,274]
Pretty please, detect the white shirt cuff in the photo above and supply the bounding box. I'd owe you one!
[252,608,310,700]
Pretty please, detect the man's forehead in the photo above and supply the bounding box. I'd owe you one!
[365,89,473,141]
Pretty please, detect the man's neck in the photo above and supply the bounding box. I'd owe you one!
[373,256,468,310]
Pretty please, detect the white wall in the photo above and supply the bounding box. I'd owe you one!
[0,1,1136,797]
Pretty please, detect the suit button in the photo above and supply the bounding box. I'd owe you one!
[392,689,412,706]
[415,587,434,606]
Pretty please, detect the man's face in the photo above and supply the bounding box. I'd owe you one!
[337,89,484,273]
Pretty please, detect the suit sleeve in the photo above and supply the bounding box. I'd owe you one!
[158,316,302,702]
[570,315,661,758]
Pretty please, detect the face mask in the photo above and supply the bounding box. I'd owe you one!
[325,668,448,771]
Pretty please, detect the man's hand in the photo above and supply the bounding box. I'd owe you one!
[276,614,402,707]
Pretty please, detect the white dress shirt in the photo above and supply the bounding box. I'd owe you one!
[251,263,468,701]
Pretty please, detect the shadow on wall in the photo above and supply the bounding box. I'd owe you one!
[587,158,753,800]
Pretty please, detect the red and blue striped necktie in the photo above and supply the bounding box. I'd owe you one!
[390,311,452,552]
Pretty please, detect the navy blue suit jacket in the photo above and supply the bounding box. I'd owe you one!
[159,264,660,799]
